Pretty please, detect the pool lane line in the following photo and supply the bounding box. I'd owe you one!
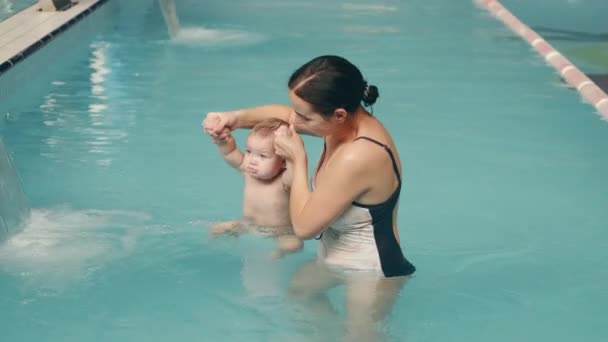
[475,0,608,121]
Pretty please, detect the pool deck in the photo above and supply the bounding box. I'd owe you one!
[0,0,106,77]
[476,0,608,120]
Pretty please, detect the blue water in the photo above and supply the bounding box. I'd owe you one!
[502,0,608,74]
[0,136,29,238]
[1,0,607,341]
[0,0,36,22]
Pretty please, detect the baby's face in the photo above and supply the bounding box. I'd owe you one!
[244,134,284,180]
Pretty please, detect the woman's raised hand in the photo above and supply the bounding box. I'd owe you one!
[274,124,306,163]
[203,111,237,140]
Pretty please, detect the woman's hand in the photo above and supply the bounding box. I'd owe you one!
[203,111,237,140]
[274,124,306,164]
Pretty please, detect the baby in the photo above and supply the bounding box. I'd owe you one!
[208,118,303,258]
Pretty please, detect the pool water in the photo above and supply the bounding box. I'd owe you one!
[1,0,607,341]
[0,0,36,22]
[502,0,608,74]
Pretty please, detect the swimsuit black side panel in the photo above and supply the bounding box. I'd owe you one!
[353,136,416,277]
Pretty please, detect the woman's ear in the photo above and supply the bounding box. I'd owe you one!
[333,108,348,123]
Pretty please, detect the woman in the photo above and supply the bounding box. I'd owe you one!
[204,55,415,340]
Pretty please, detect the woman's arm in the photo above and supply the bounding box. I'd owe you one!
[288,146,373,240]
[204,105,319,137]
[232,104,292,129]
[204,105,291,138]
[233,105,320,136]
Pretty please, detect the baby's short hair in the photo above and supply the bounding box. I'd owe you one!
[250,118,287,138]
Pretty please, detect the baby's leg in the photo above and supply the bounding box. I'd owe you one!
[271,235,303,259]
[210,220,244,238]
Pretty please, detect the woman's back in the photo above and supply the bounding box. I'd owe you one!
[316,118,415,277]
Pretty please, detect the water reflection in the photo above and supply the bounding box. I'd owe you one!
[87,42,112,163]
[36,41,134,166]
[341,3,398,13]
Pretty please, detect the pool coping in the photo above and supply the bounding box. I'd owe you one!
[476,0,608,120]
[0,0,109,78]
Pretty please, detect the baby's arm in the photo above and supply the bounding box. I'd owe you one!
[213,130,244,171]
[210,220,244,238]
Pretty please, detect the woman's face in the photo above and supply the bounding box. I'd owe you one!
[288,91,333,136]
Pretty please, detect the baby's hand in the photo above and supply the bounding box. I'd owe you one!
[210,221,243,238]
[270,235,303,259]
[211,128,233,144]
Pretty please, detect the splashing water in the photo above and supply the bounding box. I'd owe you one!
[158,0,264,47]
[0,207,150,289]
[171,27,266,47]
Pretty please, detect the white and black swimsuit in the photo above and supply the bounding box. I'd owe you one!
[315,136,416,277]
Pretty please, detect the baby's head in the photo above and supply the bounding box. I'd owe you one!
[244,119,287,180]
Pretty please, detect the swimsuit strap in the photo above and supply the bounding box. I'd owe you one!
[353,136,401,184]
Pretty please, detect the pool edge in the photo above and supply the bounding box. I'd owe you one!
[0,0,110,78]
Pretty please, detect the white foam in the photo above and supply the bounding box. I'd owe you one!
[0,207,149,288]
[171,27,266,47]
[341,3,398,13]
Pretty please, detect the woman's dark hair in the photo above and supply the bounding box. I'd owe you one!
[288,55,379,116]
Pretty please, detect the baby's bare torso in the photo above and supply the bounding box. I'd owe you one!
[243,174,290,228]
